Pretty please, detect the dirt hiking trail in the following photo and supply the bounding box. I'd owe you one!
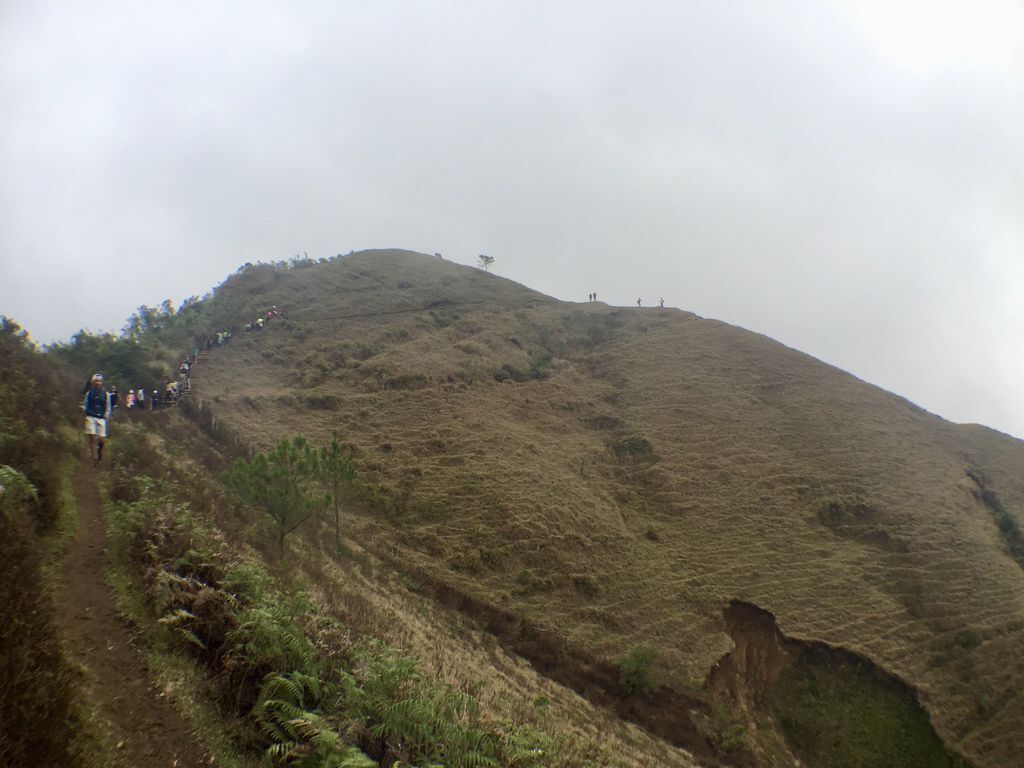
[54,460,209,768]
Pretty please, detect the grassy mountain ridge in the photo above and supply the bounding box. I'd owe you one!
[190,250,1024,767]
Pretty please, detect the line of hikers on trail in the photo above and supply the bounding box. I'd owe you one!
[80,354,201,464]
[586,293,665,308]
[82,305,283,465]
[80,357,195,466]
[244,305,281,333]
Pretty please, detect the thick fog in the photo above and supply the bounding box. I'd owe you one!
[1,1,1022,437]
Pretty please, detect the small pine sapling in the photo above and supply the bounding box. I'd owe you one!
[224,436,328,558]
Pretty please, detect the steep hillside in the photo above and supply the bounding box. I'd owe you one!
[190,250,1024,767]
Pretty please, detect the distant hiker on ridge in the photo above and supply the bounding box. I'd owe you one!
[637,298,641,308]
[82,374,111,466]
[659,297,664,308]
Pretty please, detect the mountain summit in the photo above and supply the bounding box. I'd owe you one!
[191,249,1023,767]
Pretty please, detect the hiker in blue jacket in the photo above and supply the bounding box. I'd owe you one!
[82,374,111,465]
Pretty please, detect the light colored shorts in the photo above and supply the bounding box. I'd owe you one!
[84,416,108,438]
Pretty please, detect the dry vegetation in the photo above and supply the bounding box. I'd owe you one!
[134,413,702,767]
[188,250,1024,767]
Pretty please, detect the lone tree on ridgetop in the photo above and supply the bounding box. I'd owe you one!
[478,254,494,272]
[224,436,328,558]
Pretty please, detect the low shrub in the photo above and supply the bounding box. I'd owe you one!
[618,646,658,696]
[968,469,1024,565]
[529,351,554,380]
[612,436,654,462]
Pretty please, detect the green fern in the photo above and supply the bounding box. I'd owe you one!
[500,725,554,767]
[255,672,374,768]
[348,644,509,766]
[157,608,208,650]
[222,561,272,603]
[225,599,318,678]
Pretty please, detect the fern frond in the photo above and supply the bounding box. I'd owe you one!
[329,747,376,768]
[177,627,207,649]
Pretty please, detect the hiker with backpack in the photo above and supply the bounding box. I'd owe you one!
[82,374,112,465]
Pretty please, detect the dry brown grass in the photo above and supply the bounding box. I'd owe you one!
[191,250,1024,767]
[147,411,701,767]
[288,517,700,767]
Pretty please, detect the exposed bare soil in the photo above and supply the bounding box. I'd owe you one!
[706,602,793,713]
[53,460,208,768]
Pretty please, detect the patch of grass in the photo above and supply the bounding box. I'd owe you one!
[571,573,600,597]
[450,548,485,574]
[498,361,533,382]
[456,341,486,356]
[38,450,82,575]
[818,498,878,527]
[515,568,557,595]
[612,436,655,462]
[383,372,429,390]
[353,343,378,361]
[767,648,969,768]
[430,308,461,328]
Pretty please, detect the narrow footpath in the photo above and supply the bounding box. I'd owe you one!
[54,460,209,768]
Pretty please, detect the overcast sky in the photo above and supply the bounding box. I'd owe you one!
[1,1,1022,438]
